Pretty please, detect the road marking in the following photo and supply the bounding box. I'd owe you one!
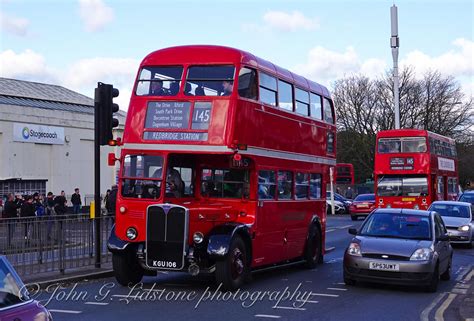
[435,293,457,321]
[338,225,353,229]
[464,269,474,282]
[420,292,447,321]
[311,293,339,298]
[49,309,82,314]
[274,306,306,311]
[325,247,336,253]
[335,282,346,285]
[327,287,347,291]
[326,229,336,233]
[455,265,471,282]
[255,315,281,319]
[305,280,313,283]
[84,302,109,306]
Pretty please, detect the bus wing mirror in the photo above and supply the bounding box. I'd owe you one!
[348,228,358,235]
[108,153,117,166]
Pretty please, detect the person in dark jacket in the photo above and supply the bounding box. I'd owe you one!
[4,193,18,246]
[20,196,36,240]
[71,188,82,214]
[107,185,118,221]
[44,192,55,240]
[54,191,67,216]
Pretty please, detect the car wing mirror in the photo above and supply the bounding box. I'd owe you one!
[348,228,358,235]
[438,234,449,242]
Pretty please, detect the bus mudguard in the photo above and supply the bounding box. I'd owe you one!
[107,225,131,253]
[206,223,251,259]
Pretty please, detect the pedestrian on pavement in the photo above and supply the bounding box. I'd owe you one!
[44,192,56,240]
[4,193,19,246]
[345,187,354,199]
[54,191,67,216]
[107,185,118,222]
[20,195,36,241]
[71,188,82,215]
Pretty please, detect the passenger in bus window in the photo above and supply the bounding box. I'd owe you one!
[169,82,180,95]
[150,80,166,96]
[221,80,233,96]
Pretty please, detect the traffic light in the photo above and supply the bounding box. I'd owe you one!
[94,82,120,146]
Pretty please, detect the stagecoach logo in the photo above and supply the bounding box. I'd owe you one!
[438,157,455,172]
[13,123,64,145]
[152,260,177,268]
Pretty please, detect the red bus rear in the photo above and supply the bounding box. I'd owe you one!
[374,129,458,210]
[107,45,337,289]
[336,163,354,185]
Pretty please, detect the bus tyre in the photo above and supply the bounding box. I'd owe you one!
[112,251,144,286]
[304,226,322,269]
[215,236,248,291]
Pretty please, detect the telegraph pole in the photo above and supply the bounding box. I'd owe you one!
[391,4,400,129]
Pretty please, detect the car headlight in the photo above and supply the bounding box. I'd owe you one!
[193,231,204,244]
[126,227,138,240]
[410,248,432,261]
[347,242,361,256]
[458,225,470,232]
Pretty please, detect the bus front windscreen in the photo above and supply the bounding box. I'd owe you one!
[377,175,429,197]
[121,155,164,199]
[186,65,235,96]
[378,137,427,153]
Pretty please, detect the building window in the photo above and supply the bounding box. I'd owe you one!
[277,79,293,111]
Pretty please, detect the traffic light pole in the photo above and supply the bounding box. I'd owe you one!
[94,84,102,268]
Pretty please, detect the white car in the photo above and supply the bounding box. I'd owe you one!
[429,201,473,248]
[326,199,346,214]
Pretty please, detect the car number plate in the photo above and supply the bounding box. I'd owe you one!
[369,262,400,271]
[357,204,368,208]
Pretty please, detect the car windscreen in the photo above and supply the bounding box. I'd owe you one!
[354,194,374,202]
[0,259,28,308]
[360,213,432,240]
[430,204,470,218]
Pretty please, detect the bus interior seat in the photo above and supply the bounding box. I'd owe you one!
[185,82,193,95]
[195,86,205,96]
[169,82,179,95]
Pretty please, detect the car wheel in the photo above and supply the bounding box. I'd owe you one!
[467,241,473,249]
[351,215,358,221]
[426,265,439,292]
[215,236,249,291]
[112,250,144,286]
[343,272,356,286]
[304,225,322,268]
[441,259,451,281]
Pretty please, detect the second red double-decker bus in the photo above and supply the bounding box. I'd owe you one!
[336,163,354,185]
[107,45,337,289]
[374,129,458,210]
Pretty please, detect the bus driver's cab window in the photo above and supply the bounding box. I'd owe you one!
[238,67,257,100]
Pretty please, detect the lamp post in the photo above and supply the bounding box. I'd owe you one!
[391,4,400,129]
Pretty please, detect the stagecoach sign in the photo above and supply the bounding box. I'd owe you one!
[13,123,64,145]
[438,157,455,172]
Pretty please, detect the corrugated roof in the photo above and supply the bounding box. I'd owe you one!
[0,77,94,106]
[0,95,94,114]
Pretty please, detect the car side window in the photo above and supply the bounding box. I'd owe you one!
[434,214,446,238]
[437,215,447,234]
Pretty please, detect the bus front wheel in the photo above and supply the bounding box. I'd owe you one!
[112,250,144,286]
[215,236,249,291]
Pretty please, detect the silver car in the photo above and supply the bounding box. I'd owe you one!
[429,201,473,248]
[343,208,453,292]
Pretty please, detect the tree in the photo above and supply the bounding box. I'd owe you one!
[334,67,473,184]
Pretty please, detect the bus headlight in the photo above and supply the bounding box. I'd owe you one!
[119,206,127,214]
[193,232,204,244]
[126,227,138,240]
[458,225,470,232]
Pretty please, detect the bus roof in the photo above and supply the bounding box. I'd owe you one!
[376,129,455,143]
[141,45,331,98]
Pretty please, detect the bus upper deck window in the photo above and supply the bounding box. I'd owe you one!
[186,65,235,96]
[135,66,183,96]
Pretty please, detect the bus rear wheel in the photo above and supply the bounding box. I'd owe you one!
[215,236,249,291]
[304,226,322,268]
[112,250,144,286]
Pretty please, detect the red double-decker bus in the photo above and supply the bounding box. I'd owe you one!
[374,129,458,210]
[336,163,354,185]
[107,45,337,289]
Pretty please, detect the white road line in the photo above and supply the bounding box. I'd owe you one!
[311,293,339,298]
[326,229,336,233]
[274,306,306,311]
[420,292,447,321]
[49,309,82,314]
[255,315,281,319]
[327,287,347,291]
[338,225,353,229]
[435,293,457,321]
[464,269,474,282]
[455,266,470,282]
[335,282,346,285]
[84,302,109,306]
[325,246,336,252]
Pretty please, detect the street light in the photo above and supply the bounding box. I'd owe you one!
[391,5,400,130]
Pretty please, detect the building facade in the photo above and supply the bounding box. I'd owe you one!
[0,78,125,202]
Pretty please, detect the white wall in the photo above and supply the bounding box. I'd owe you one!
[0,104,124,197]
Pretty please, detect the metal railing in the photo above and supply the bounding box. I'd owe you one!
[0,213,114,278]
